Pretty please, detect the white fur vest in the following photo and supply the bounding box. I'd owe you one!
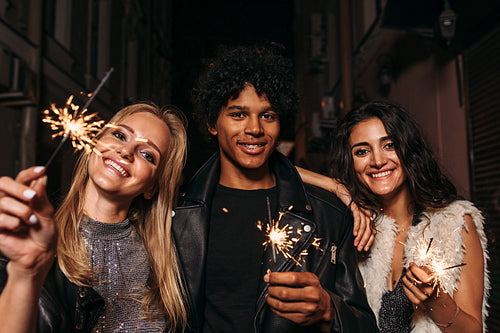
[358,200,490,332]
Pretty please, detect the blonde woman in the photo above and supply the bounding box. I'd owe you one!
[0,104,188,332]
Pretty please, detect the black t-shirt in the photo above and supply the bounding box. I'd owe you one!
[203,184,278,333]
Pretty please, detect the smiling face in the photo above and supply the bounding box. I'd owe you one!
[87,112,171,202]
[349,117,408,203]
[209,84,280,188]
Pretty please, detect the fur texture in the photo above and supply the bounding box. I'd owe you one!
[359,200,490,332]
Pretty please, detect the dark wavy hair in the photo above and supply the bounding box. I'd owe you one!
[191,43,299,130]
[329,101,457,214]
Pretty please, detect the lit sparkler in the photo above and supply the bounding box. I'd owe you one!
[257,203,322,267]
[42,68,114,168]
[413,237,466,290]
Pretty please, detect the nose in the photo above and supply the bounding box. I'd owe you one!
[117,142,134,161]
[371,148,386,168]
[244,116,264,136]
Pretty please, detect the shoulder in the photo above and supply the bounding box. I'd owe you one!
[302,184,353,237]
[303,183,347,215]
[433,199,482,215]
[424,200,485,230]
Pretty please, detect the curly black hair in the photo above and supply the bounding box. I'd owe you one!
[191,43,299,130]
[329,101,458,214]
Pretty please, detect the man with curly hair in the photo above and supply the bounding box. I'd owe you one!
[172,44,378,333]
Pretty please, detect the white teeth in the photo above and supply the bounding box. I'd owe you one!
[371,170,392,178]
[105,160,128,176]
[241,143,263,149]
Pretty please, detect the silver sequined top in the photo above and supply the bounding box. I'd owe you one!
[80,217,165,332]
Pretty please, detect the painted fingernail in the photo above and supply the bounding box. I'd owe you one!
[34,166,45,173]
[29,214,38,224]
[264,274,269,283]
[41,176,47,186]
[23,189,36,199]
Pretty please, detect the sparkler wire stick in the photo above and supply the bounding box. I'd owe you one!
[44,134,69,168]
[80,67,114,112]
[425,237,434,255]
[266,196,277,262]
[44,68,114,168]
[442,263,467,271]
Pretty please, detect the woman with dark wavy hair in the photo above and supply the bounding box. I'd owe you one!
[306,101,489,332]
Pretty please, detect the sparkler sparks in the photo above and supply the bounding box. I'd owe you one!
[412,237,466,290]
[257,204,322,267]
[260,212,295,261]
[42,95,105,152]
[42,68,114,168]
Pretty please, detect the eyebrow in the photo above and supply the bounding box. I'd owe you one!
[225,105,275,112]
[351,136,392,149]
[119,124,162,155]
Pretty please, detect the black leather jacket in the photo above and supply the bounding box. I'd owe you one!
[0,254,104,333]
[172,152,378,333]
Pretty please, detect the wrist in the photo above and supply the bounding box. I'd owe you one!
[432,298,460,331]
[6,253,55,283]
[317,295,334,332]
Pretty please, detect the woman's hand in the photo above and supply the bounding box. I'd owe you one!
[295,166,375,251]
[402,215,485,333]
[402,262,436,305]
[0,167,56,333]
[351,202,375,251]
[0,166,56,278]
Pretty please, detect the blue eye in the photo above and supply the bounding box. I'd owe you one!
[141,151,155,163]
[113,131,126,140]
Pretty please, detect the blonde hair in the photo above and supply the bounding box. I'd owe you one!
[55,103,188,331]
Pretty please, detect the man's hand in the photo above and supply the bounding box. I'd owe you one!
[265,271,334,332]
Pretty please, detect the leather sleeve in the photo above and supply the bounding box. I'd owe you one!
[303,184,379,333]
[325,210,379,333]
[0,253,7,292]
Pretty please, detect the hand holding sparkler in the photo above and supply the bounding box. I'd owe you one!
[402,262,440,304]
[0,166,56,275]
[264,271,334,331]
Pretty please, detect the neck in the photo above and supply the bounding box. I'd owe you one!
[381,185,413,228]
[82,183,132,223]
[219,160,275,190]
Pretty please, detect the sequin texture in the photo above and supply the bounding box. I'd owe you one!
[80,217,165,332]
[378,268,413,333]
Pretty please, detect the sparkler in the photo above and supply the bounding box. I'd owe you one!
[257,207,295,263]
[257,204,322,267]
[413,237,466,290]
[42,68,114,168]
[266,196,277,262]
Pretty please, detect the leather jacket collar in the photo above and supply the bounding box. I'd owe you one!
[173,152,319,332]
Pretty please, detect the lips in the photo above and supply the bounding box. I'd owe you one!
[238,142,267,154]
[104,159,130,177]
[370,170,393,178]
